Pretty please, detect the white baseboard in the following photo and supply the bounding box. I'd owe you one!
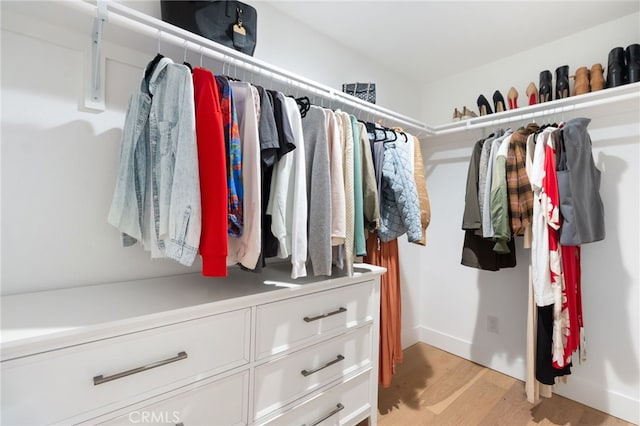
[418,326,526,381]
[401,326,421,349]
[554,377,640,425]
[415,326,640,425]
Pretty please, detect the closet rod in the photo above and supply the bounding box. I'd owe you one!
[73,0,433,137]
[432,83,640,136]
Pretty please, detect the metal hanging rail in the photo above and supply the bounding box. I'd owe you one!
[73,0,433,137]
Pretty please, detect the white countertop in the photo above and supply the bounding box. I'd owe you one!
[1,263,385,359]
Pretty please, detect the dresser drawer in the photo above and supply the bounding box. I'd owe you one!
[255,281,374,360]
[262,370,371,426]
[254,325,372,420]
[96,370,249,426]
[1,309,250,425]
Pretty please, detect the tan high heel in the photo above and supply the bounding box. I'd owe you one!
[572,66,590,96]
[525,82,538,105]
[462,106,477,120]
[590,63,605,92]
[507,87,518,109]
[453,107,462,121]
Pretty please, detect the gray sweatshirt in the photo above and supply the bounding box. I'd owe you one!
[302,106,332,276]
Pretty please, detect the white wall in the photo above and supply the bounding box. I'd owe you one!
[0,0,421,296]
[412,12,640,423]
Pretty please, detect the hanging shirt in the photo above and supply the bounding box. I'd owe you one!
[303,106,332,276]
[227,82,261,270]
[544,129,570,370]
[523,132,537,249]
[284,97,308,278]
[192,67,227,276]
[267,121,295,259]
[478,130,501,227]
[262,91,296,261]
[215,75,243,237]
[108,57,201,267]
[507,125,537,236]
[338,111,356,276]
[350,115,367,257]
[377,135,422,243]
[255,86,279,168]
[325,110,346,247]
[483,130,512,238]
[530,129,554,306]
[558,117,605,245]
[462,138,486,231]
[411,135,431,245]
[358,122,380,232]
[249,86,279,272]
[490,134,513,253]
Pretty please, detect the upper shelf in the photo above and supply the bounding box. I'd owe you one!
[3,1,638,139]
[430,82,640,136]
[2,0,431,136]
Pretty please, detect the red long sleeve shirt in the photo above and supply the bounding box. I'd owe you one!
[193,68,228,276]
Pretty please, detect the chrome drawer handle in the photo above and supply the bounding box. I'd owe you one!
[93,351,188,385]
[301,354,344,377]
[303,403,345,426]
[303,307,347,322]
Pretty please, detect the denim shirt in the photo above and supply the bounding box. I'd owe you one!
[108,57,201,266]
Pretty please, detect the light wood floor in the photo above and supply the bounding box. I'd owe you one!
[375,342,635,426]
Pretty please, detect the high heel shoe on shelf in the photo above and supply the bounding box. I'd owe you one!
[507,87,518,109]
[555,65,570,99]
[462,106,477,120]
[572,66,590,96]
[453,108,462,122]
[590,63,605,91]
[477,94,493,116]
[539,70,553,103]
[493,90,506,113]
[526,82,538,105]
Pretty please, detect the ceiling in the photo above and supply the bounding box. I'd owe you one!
[266,1,640,82]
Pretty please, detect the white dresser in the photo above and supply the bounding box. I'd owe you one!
[1,263,384,426]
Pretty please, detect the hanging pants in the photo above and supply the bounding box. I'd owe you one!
[365,233,402,387]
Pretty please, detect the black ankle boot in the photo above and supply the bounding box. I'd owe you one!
[626,44,640,84]
[539,70,552,102]
[555,65,570,99]
[606,46,627,88]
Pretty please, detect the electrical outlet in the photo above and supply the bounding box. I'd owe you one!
[487,315,499,333]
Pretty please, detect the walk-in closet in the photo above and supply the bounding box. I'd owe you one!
[1,1,638,425]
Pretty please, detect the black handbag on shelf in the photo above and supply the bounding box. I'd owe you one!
[342,82,376,104]
[160,1,257,56]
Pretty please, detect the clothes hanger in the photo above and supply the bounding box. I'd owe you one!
[182,40,193,73]
[295,96,310,118]
[391,127,408,142]
[144,31,164,83]
[384,128,397,142]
